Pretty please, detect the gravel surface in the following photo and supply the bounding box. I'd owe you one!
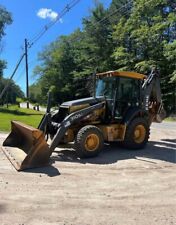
[0,122,176,225]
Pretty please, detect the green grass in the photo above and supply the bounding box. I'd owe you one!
[0,105,44,132]
[164,117,176,122]
[1,105,175,132]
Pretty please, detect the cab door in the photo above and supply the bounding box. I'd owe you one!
[113,77,141,119]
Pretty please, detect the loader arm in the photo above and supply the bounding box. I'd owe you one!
[142,69,166,123]
[2,101,104,171]
[48,101,104,155]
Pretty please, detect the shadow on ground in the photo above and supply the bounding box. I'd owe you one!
[24,165,60,177]
[9,139,175,176]
[162,138,176,144]
[0,204,6,213]
[51,139,176,165]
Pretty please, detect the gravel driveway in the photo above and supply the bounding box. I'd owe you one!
[0,122,175,225]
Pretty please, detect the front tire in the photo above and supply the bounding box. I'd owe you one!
[75,125,104,158]
[123,117,150,149]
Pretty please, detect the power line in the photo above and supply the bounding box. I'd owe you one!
[28,0,81,48]
[14,66,26,83]
[89,0,158,29]
[0,0,161,100]
[26,1,135,76]
[52,1,134,46]
[90,0,133,29]
[0,0,81,99]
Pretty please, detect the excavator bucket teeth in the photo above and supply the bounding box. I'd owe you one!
[2,121,50,171]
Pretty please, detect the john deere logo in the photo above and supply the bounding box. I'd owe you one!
[71,113,82,121]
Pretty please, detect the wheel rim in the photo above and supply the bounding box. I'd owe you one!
[134,125,146,144]
[85,134,100,152]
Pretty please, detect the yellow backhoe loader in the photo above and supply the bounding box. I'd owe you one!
[1,69,166,171]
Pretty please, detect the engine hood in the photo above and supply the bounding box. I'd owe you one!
[61,96,105,107]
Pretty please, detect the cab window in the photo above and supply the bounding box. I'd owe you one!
[96,77,117,99]
[118,77,140,102]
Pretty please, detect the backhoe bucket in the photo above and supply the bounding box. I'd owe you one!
[2,121,50,171]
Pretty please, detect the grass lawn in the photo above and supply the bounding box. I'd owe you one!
[0,105,44,132]
[165,117,176,122]
[1,105,175,132]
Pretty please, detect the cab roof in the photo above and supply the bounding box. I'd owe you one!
[96,71,147,80]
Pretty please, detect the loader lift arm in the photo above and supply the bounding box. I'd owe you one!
[48,101,104,155]
[2,101,104,171]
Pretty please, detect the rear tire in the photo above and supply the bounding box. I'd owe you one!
[123,117,150,149]
[75,125,104,158]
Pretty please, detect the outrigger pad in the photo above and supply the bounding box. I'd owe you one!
[2,121,50,171]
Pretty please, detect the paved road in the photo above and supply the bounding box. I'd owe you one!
[152,121,176,130]
[0,122,175,225]
[20,102,46,112]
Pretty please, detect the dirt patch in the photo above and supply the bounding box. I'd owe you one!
[0,122,176,225]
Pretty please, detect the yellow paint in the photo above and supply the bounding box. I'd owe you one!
[97,124,126,141]
[84,134,100,152]
[133,125,146,143]
[97,71,146,80]
[69,104,90,113]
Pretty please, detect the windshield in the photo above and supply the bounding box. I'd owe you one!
[96,77,117,99]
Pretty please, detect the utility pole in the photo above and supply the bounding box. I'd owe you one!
[25,38,29,108]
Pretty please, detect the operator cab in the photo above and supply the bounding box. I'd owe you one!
[96,71,146,120]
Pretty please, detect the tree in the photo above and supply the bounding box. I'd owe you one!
[33,35,77,104]
[0,5,24,105]
[32,0,176,113]
[33,2,114,104]
[29,82,42,104]
[112,0,176,111]
[0,77,24,105]
[0,5,12,78]
[82,2,113,71]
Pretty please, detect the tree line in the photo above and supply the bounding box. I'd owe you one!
[0,5,24,105]
[0,1,176,113]
[30,0,176,113]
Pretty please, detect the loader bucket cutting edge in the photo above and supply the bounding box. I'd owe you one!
[2,121,51,171]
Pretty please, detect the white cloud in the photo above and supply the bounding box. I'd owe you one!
[37,8,58,21]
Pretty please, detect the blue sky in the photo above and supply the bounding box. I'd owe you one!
[0,0,111,94]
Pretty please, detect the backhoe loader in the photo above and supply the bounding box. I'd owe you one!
[1,69,166,171]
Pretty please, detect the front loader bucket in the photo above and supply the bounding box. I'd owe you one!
[2,121,50,171]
